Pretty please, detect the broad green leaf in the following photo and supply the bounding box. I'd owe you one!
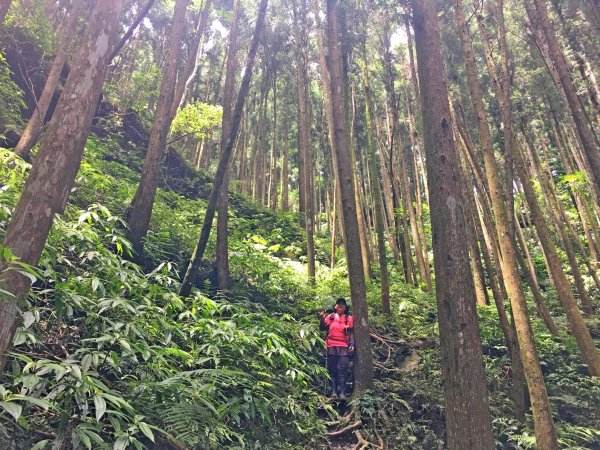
[31,439,50,450]
[13,329,27,346]
[76,428,92,449]
[114,435,129,450]
[22,311,35,329]
[12,394,52,410]
[138,421,154,442]
[0,401,22,421]
[94,394,107,422]
[70,364,82,382]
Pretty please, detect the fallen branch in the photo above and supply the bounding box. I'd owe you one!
[326,419,362,437]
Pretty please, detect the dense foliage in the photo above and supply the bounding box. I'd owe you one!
[0,138,598,448]
[1,0,600,448]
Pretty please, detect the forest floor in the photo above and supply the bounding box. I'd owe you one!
[1,133,600,449]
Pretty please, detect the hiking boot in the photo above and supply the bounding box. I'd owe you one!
[329,379,338,398]
[337,376,346,400]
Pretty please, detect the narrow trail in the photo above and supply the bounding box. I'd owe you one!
[322,332,432,449]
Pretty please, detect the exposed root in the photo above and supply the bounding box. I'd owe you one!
[350,430,385,450]
[374,361,404,372]
[324,411,355,427]
[351,430,384,450]
[326,419,362,437]
[375,430,384,448]
[370,331,407,346]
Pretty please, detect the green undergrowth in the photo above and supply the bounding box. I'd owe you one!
[0,146,328,449]
[0,138,599,449]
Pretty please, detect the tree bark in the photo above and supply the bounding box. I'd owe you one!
[169,0,213,119]
[515,137,600,374]
[454,111,529,421]
[312,0,346,253]
[268,72,279,211]
[513,209,560,336]
[528,0,600,199]
[0,0,11,23]
[362,55,390,315]
[281,112,289,211]
[326,0,374,393]
[215,0,240,290]
[109,0,156,62]
[126,0,191,257]
[405,92,432,287]
[412,1,494,447]
[14,0,85,160]
[179,0,268,297]
[0,0,125,369]
[454,0,558,446]
[292,0,315,284]
[478,0,559,335]
[585,0,600,30]
[399,131,430,291]
[524,131,598,315]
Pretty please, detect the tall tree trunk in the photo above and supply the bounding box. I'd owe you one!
[479,0,560,335]
[528,0,600,199]
[524,132,598,315]
[313,0,347,251]
[292,0,315,283]
[362,55,390,315]
[109,0,156,62]
[405,92,432,286]
[380,28,430,290]
[326,0,374,393]
[465,211,488,306]
[455,113,529,421]
[354,152,373,280]
[268,76,279,211]
[405,16,429,203]
[515,137,600,374]
[281,112,289,211]
[169,0,213,119]
[399,132,430,291]
[412,1,494,447]
[552,4,600,117]
[126,0,190,257]
[585,0,600,30]
[179,0,268,297]
[215,0,240,290]
[454,0,558,446]
[0,0,11,23]
[14,0,85,160]
[514,209,560,335]
[0,0,125,369]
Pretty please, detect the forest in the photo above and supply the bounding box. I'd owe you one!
[0,0,600,448]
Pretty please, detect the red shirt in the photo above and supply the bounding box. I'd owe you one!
[324,313,353,347]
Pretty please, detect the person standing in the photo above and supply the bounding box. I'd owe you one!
[320,298,354,399]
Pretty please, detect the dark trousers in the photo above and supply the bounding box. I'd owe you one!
[326,346,350,382]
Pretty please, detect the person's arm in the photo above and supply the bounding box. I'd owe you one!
[319,311,333,328]
[319,311,328,331]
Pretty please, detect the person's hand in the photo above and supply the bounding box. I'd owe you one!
[348,343,355,353]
